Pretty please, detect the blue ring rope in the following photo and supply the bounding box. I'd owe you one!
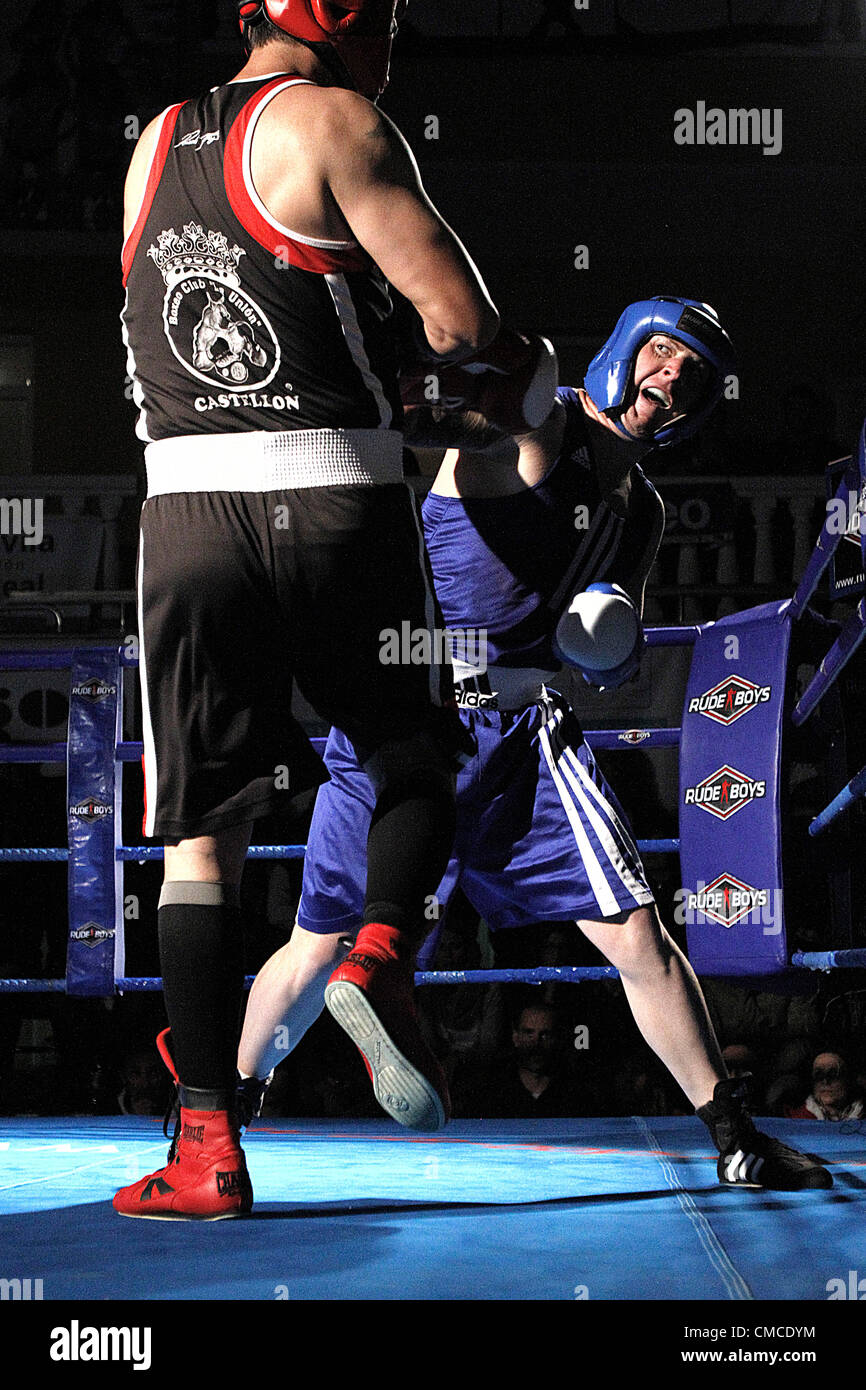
[5,954,866,994]
[790,950,866,972]
[0,625,859,995]
[0,839,679,863]
[0,967,621,993]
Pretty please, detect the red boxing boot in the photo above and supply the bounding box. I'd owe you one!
[112,1030,252,1220]
[324,923,450,1132]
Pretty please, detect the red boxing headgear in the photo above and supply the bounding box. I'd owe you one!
[237,1,407,99]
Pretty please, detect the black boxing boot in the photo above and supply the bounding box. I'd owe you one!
[698,1075,832,1190]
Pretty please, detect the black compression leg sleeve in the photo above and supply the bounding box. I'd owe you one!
[363,769,456,939]
[157,883,245,1092]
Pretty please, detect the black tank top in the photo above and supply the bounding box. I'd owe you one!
[121,75,401,444]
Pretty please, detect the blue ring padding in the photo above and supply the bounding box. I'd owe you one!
[791,949,866,971]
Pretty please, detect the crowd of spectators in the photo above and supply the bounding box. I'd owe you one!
[3,893,865,1128]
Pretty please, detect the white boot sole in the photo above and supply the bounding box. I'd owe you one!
[325,980,446,1132]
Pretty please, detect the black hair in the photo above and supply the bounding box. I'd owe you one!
[243,13,348,86]
[245,15,300,50]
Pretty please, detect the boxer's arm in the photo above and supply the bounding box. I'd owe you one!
[604,476,666,618]
[406,392,566,498]
[318,91,499,358]
[122,113,164,241]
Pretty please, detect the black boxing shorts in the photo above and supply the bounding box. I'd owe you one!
[137,448,465,839]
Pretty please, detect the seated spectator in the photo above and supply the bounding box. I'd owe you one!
[116,1047,172,1117]
[455,1003,600,1118]
[722,1043,755,1076]
[785,1049,864,1121]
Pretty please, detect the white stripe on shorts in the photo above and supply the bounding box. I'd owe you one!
[560,741,651,903]
[538,721,621,916]
[137,527,159,838]
[539,710,651,915]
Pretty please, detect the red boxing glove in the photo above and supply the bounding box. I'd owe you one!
[399,327,558,436]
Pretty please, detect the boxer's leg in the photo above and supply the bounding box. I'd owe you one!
[158,825,252,1093]
[286,486,467,1130]
[324,732,459,1132]
[113,821,255,1219]
[237,926,354,1082]
[578,905,831,1188]
[237,727,373,1088]
[577,904,724,1109]
[361,729,457,941]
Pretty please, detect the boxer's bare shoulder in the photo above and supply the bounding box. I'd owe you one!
[249,84,395,244]
[122,112,167,242]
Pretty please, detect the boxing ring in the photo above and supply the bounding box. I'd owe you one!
[1,433,865,1308]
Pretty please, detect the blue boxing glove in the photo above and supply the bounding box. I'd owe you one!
[553,582,644,690]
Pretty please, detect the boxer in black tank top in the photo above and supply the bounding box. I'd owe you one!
[114,3,509,1219]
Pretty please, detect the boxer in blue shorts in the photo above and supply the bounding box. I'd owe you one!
[239,297,831,1190]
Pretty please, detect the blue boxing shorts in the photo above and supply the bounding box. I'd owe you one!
[297,688,654,962]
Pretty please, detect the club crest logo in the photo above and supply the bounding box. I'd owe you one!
[148,224,280,390]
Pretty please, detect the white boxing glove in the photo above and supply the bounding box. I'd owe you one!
[553,582,644,689]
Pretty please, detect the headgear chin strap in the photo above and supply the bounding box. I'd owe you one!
[237,1,407,100]
[583,296,735,448]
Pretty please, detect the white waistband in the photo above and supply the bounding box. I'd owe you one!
[144,429,404,495]
[453,665,559,711]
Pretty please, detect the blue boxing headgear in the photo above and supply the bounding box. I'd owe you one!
[583,296,735,447]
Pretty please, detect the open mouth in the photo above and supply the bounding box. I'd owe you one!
[642,386,672,409]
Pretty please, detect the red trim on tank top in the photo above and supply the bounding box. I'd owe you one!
[121,104,185,286]
[224,77,368,274]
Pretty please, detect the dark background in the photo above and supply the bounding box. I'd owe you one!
[0,0,864,484]
[0,3,865,1118]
